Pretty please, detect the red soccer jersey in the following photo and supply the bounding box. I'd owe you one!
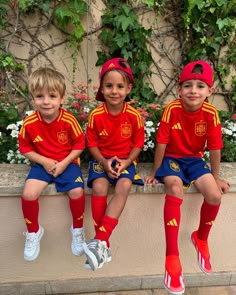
[157,98,223,158]
[86,102,144,158]
[18,108,85,164]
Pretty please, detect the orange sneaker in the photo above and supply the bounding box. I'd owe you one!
[191,231,212,274]
[164,255,185,295]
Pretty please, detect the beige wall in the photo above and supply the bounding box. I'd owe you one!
[1,2,229,112]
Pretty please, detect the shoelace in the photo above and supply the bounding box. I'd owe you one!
[73,231,84,243]
[23,232,38,248]
[88,240,100,251]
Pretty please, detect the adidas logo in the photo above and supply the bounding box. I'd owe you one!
[77,213,84,220]
[167,218,178,226]
[172,123,182,130]
[33,136,43,142]
[24,218,32,224]
[99,129,109,136]
[99,226,107,232]
[205,220,214,226]
[75,177,83,183]
[121,169,129,174]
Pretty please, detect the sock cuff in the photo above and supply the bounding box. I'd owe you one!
[91,194,108,202]
[21,197,39,203]
[165,194,183,205]
[69,193,85,202]
[103,215,119,226]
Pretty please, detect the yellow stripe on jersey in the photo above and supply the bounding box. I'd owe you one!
[19,112,38,138]
[57,109,63,121]
[88,105,105,128]
[162,100,182,123]
[126,105,144,128]
[202,101,220,126]
[61,112,83,136]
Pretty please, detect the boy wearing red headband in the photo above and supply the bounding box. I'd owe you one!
[83,57,144,270]
[145,61,230,295]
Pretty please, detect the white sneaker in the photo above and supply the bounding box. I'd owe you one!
[83,239,112,270]
[71,227,85,256]
[23,225,44,261]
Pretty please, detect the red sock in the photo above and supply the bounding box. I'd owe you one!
[197,200,221,240]
[164,194,183,256]
[95,215,118,248]
[21,197,39,233]
[69,193,85,228]
[91,195,107,234]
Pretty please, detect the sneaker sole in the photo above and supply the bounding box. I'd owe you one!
[163,284,185,295]
[72,248,84,256]
[84,255,112,270]
[24,226,44,262]
[163,271,185,295]
[83,242,99,271]
[191,233,212,274]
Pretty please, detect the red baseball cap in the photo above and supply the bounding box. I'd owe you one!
[95,57,134,101]
[178,60,214,87]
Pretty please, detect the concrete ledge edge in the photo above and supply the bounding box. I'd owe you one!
[1,272,236,295]
[0,163,236,196]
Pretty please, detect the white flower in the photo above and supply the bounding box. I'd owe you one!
[146,121,153,127]
[6,123,17,130]
[10,129,19,138]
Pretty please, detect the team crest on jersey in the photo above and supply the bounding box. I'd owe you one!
[195,122,207,136]
[169,160,180,172]
[57,131,68,144]
[121,123,132,138]
[93,162,104,173]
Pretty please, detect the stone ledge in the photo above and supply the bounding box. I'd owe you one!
[0,162,235,196]
[0,272,235,295]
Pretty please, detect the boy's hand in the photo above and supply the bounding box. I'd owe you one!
[113,157,131,176]
[43,159,58,175]
[102,156,120,179]
[216,178,230,194]
[48,161,68,178]
[145,174,158,186]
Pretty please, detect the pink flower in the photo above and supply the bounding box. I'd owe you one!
[147,103,161,110]
[73,102,80,109]
[231,114,236,120]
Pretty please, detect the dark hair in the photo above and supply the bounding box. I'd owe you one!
[192,64,203,74]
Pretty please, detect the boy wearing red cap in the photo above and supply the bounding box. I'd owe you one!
[83,57,144,270]
[145,61,230,294]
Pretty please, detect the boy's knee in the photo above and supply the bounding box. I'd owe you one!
[68,187,84,199]
[205,191,222,205]
[22,192,38,201]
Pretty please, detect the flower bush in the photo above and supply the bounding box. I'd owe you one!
[219,110,236,162]
[1,86,236,164]
[0,90,28,164]
[0,90,32,164]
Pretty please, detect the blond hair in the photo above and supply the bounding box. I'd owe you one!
[29,67,66,97]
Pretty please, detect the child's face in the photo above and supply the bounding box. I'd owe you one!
[178,79,213,112]
[32,87,65,122]
[101,71,132,109]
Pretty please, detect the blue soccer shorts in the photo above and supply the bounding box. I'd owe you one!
[155,156,211,185]
[87,159,144,188]
[26,163,84,192]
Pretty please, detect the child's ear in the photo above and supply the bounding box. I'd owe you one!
[177,85,181,96]
[61,95,66,104]
[208,87,214,96]
[127,83,132,94]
